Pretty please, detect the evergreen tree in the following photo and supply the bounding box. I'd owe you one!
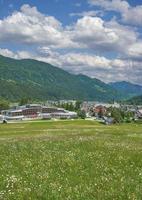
[19,97,31,106]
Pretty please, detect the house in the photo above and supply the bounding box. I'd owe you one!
[93,105,107,118]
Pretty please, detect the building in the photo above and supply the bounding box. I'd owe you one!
[93,105,107,117]
[1,104,77,121]
[137,109,142,119]
[50,111,77,119]
[42,107,66,114]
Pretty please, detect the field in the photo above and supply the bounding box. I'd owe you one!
[0,120,142,200]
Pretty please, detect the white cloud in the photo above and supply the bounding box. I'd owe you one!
[70,10,103,17]
[71,16,119,51]
[105,19,138,53]
[122,5,142,26]
[0,4,75,48]
[127,42,142,60]
[0,4,142,85]
[0,48,17,58]
[70,16,139,56]
[89,0,129,13]
[0,5,140,56]
[89,0,142,26]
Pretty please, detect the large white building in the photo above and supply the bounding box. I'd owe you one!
[1,104,77,121]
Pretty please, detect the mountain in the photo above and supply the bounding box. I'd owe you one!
[126,95,142,105]
[110,81,142,99]
[0,55,122,101]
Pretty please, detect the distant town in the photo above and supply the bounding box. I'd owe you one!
[0,100,142,125]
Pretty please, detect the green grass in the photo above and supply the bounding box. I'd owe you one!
[0,120,142,200]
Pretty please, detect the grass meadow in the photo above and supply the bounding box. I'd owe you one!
[0,120,142,200]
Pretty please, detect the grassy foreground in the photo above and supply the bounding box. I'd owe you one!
[0,120,142,200]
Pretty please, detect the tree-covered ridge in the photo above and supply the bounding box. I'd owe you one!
[126,95,142,105]
[110,81,142,99]
[0,55,119,101]
[0,55,126,101]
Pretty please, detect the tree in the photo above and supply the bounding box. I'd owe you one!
[19,97,32,106]
[123,111,134,122]
[107,107,123,123]
[0,99,10,111]
[75,101,82,111]
[68,102,74,111]
[78,110,86,119]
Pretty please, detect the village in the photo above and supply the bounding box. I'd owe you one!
[81,101,142,124]
[0,100,142,124]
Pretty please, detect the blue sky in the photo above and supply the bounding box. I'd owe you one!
[0,0,142,84]
[0,0,85,22]
[1,0,142,22]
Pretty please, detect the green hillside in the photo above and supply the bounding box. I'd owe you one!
[126,95,142,105]
[0,55,121,101]
[110,81,142,99]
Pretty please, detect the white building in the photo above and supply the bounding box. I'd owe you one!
[1,104,77,121]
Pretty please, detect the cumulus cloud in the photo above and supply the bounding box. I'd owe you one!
[70,16,119,52]
[0,4,142,85]
[70,16,139,56]
[0,5,141,57]
[89,0,142,26]
[0,4,140,55]
[0,4,75,48]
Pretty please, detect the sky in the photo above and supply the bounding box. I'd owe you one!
[0,0,142,85]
